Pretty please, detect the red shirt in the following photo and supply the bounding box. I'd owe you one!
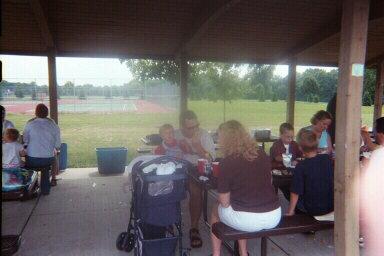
[270,139,302,169]
[154,140,184,159]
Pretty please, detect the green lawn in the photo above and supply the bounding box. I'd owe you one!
[7,100,380,168]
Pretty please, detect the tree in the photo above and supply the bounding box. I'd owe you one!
[15,85,24,98]
[121,59,242,103]
[205,63,241,121]
[271,92,278,102]
[31,88,37,100]
[363,69,376,105]
[78,88,86,100]
[296,69,338,102]
[255,84,266,101]
[362,91,372,106]
[301,76,319,102]
[63,81,75,96]
[104,86,112,99]
[122,59,180,85]
[244,65,275,100]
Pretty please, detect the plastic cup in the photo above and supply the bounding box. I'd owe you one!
[198,159,207,175]
[282,153,292,168]
[212,162,220,177]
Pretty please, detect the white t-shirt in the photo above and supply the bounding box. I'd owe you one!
[2,142,24,168]
[174,128,215,166]
[23,118,61,158]
[283,143,290,154]
[2,119,15,135]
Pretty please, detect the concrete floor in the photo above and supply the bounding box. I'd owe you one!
[2,167,349,256]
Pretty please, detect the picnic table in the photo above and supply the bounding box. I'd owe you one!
[256,135,279,150]
[271,168,294,201]
[137,133,221,154]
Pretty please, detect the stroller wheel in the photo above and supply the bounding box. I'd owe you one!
[116,232,135,252]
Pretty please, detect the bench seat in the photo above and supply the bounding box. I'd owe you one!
[212,215,333,255]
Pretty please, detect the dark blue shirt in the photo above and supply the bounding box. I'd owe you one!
[291,154,334,215]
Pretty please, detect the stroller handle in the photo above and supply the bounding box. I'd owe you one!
[138,156,192,170]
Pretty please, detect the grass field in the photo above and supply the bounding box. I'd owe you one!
[7,100,380,168]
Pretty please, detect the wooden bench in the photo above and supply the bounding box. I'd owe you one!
[212,215,334,256]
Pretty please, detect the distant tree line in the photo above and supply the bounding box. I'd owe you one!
[0,62,378,105]
[0,80,147,100]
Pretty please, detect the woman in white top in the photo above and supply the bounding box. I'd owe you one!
[24,104,61,195]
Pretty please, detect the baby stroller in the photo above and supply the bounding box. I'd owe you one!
[116,156,190,256]
[2,168,39,201]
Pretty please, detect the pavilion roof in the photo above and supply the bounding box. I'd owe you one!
[1,0,383,66]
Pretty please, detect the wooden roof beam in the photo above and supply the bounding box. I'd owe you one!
[175,0,241,56]
[366,53,384,68]
[29,0,55,49]
[276,0,383,65]
[275,16,341,64]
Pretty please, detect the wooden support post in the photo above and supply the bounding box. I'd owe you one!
[373,60,384,127]
[286,60,296,126]
[48,48,58,124]
[47,48,59,184]
[179,55,188,113]
[334,0,370,255]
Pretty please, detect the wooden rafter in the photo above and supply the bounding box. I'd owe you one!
[175,0,241,55]
[366,53,384,67]
[275,16,341,63]
[29,0,55,49]
[276,0,383,64]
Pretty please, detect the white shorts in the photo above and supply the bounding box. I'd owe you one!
[218,205,282,232]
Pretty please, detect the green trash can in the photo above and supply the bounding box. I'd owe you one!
[96,147,128,174]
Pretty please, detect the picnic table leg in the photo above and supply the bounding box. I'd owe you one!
[233,241,240,256]
[203,187,209,226]
[261,237,267,256]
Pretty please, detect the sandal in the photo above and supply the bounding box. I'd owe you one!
[189,228,203,248]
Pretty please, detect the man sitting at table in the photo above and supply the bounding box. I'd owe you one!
[270,122,302,169]
[287,129,334,216]
[174,110,215,248]
[361,117,384,152]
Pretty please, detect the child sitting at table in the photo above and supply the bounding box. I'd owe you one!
[287,129,334,216]
[154,124,184,159]
[270,122,302,169]
[2,128,26,168]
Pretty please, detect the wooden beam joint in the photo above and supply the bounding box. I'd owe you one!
[176,0,241,55]
[29,0,55,49]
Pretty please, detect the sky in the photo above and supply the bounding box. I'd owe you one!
[0,55,336,86]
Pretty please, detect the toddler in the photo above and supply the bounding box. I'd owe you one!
[154,124,184,159]
[2,128,25,168]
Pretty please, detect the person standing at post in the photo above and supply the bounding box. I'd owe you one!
[326,93,337,145]
[174,110,215,248]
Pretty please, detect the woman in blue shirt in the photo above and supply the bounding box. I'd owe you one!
[301,110,333,155]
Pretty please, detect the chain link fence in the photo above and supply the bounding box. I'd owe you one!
[0,79,179,114]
